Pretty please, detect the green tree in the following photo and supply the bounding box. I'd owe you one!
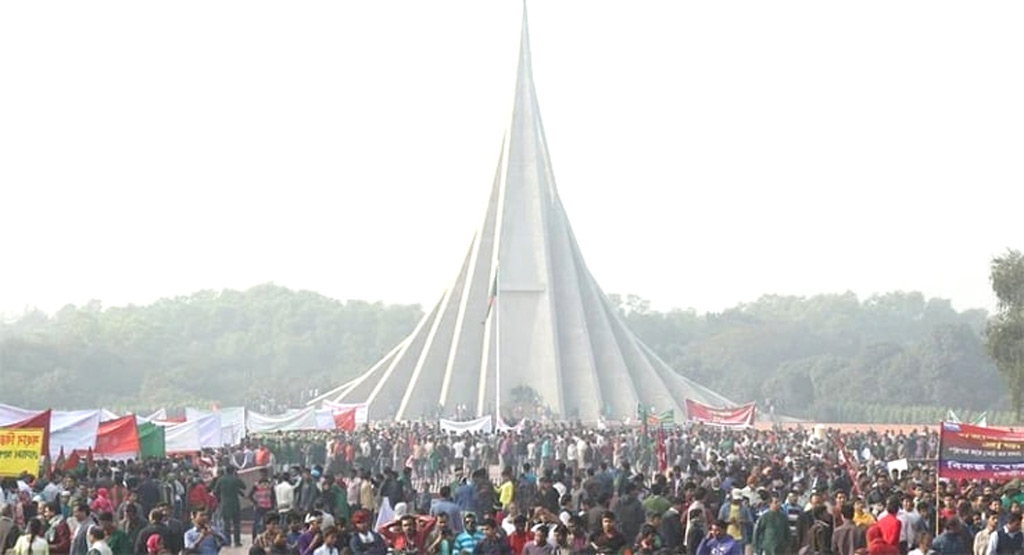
[986,249,1024,421]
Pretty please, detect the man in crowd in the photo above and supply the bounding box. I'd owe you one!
[213,466,246,548]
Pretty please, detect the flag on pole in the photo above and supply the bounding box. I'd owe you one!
[836,436,861,495]
[647,410,674,428]
[375,497,396,531]
[483,271,498,323]
[656,428,667,473]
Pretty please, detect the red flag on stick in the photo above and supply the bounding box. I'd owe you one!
[836,436,861,495]
[333,408,357,432]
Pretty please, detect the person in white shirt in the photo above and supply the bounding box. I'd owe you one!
[987,513,1024,555]
[275,474,295,515]
[12,518,49,555]
[313,526,341,555]
[86,527,113,555]
[897,496,924,552]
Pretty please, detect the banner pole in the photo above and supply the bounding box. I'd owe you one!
[935,421,942,538]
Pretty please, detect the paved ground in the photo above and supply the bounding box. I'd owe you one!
[222,539,253,554]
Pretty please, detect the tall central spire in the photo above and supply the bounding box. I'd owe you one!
[308,7,736,422]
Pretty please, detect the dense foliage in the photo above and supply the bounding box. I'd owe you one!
[611,291,1002,422]
[0,285,1003,423]
[0,285,421,413]
[986,249,1024,420]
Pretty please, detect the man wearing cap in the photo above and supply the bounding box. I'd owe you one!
[350,510,388,555]
[717,489,752,551]
[297,511,324,555]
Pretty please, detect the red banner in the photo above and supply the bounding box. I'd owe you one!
[939,422,1024,480]
[94,416,140,459]
[333,408,356,431]
[9,410,51,456]
[684,400,756,428]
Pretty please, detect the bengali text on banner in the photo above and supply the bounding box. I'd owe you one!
[939,421,1024,481]
[0,428,44,477]
[684,400,756,428]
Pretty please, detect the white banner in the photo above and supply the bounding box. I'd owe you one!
[495,416,525,433]
[50,410,102,459]
[195,413,223,448]
[321,401,369,425]
[439,415,493,435]
[247,407,319,433]
[164,421,201,453]
[0,403,40,425]
[186,407,246,446]
[315,409,335,431]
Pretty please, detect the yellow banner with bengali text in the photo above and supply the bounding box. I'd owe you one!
[0,428,44,477]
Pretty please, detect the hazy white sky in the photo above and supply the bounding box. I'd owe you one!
[2,1,1022,317]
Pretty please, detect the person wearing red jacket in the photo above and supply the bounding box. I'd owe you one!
[866,525,900,555]
[188,479,214,513]
[875,498,902,551]
[507,515,532,555]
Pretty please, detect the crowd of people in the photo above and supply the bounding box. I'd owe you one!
[1,421,1020,555]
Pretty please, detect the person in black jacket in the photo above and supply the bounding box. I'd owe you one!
[659,498,686,553]
[133,509,168,555]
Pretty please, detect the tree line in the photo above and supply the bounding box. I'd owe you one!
[0,282,1012,423]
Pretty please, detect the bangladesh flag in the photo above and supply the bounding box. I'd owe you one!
[647,410,674,428]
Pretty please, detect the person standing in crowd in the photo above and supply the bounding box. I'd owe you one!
[249,474,276,542]
[752,496,788,555]
[986,512,1023,555]
[876,497,903,552]
[213,466,245,548]
[432,486,463,535]
[184,510,228,555]
[696,520,742,555]
[831,504,865,555]
[0,505,18,554]
[69,504,97,555]
[136,473,161,521]
[95,513,127,555]
[86,527,112,555]
[12,517,48,555]
[349,510,387,555]
[474,518,511,555]
[133,510,167,555]
[44,501,71,555]
[455,513,484,555]
[975,513,1000,555]
[426,512,454,555]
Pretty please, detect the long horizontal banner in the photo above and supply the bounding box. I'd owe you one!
[440,415,492,435]
[685,399,756,428]
[939,421,1024,480]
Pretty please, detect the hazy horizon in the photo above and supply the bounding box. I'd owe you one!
[2,2,1021,319]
